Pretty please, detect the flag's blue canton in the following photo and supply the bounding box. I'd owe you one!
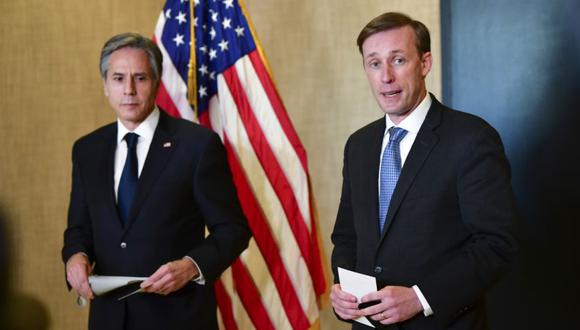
[161,0,256,114]
[161,1,192,84]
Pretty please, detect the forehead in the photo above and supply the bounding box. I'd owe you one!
[108,47,152,73]
[362,26,418,57]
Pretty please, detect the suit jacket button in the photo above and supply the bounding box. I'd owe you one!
[374,266,382,274]
[120,242,127,249]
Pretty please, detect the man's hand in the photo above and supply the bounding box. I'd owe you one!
[359,285,422,325]
[140,259,198,295]
[66,252,94,299]
[330,283,362,320]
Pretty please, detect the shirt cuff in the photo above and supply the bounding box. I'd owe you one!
[412,285,434,317]
[183,256,205,285]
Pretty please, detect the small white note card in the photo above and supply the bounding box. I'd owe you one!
[337,267,378,328]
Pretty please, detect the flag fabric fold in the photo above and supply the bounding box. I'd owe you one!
[154,1,327,328]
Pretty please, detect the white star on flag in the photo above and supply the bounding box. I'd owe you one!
[175,11,187,24]
[218,39,229,52]
[173,33,184,46]
[235,25,244,37]
[199,64,209,75]
[222,17,232,29]
[223,0,234,9]
[208,48,217,60]
[198,85,207,98]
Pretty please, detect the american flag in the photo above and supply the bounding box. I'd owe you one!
[153,0,327,329]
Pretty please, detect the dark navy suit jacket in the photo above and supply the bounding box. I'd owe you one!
[63,110,251,330]
[331,96,518,330]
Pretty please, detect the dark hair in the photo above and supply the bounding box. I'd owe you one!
[99,32,163,81]
[357,12,431,55]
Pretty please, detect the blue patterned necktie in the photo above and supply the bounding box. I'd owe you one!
[118,133,139,225]
[378,127,408,232]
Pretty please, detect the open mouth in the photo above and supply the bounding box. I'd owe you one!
[381,90,401,97]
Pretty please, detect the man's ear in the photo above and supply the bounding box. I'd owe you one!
[421,51,432,78]
[102,78,108,96]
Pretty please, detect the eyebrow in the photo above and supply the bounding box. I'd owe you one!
[364,49,405,59]
[110,72,149,77]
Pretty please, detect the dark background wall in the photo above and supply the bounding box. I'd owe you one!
[441,0,580,328]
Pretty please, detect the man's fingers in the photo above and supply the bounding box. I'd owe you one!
[68,272,93,299]
[331,284,357,302]
[141,263,171,289]
[66,258,94,299]
[141,262,183,294]
[78,280,94,299]
[333,305,360,320]
[330,284,362,320]
[332,296,359,310]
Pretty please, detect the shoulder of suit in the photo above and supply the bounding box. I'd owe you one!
[437,104,494,132]
[73,121,116,147]
[348,117,384,141]
[161,113,217,139]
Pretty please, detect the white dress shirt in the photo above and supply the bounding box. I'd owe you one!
[377,93,434,317]
[114,108,159,200]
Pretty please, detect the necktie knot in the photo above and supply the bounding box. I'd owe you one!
[124,133,139,149]
[388,127,407,144]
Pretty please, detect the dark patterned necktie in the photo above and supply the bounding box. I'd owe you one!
[117,133,139,225]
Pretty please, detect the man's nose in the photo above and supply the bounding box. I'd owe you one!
[381,66,394,84]
[124,78,136,95]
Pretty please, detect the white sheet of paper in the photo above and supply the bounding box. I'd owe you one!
[338,267,378,328]
[88,275,148,296]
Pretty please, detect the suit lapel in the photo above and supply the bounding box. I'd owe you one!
[95,125,125,229]
[123,112,177,235]
[365,119,386,245]
[378,97,443,244]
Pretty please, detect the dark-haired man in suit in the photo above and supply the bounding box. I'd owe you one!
[330,12,518,329]
[62,32,251,330]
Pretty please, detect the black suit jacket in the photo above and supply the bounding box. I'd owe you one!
[331,96,518,330]
[62,111,251,330]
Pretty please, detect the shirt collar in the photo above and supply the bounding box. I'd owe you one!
[384,93,432,135]
[116,107,160,144]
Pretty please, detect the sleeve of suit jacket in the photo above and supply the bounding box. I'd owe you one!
[415,121,519,324]
[186,132,252,282]
[62,140,95,264]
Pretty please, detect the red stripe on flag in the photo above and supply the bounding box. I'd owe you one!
[248,51,307,171]
[231,259,275,330]
[307,197,327,296]
[223,136,311,330]
[199,109,211,127]
[215,280,239,330]
[223,64,321,294]
[156,82,183,119]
